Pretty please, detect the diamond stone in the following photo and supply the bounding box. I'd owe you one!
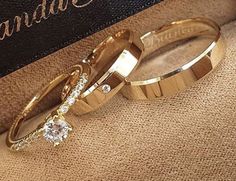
[80,75,88,84]
[102,84,111,94]
[43,116,72,146]
[58,104,69,114]
[75,83,84,91]
[71,90,81,98]
[66,96,76,106]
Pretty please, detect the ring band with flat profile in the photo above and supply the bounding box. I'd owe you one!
[121,18,225,100]
[61,29,144,115]
[6,63,91,151]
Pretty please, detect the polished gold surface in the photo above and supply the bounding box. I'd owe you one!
[121,18,225,100]
[6,29,144,150]
[6,19,225,151]
[62,29,144,115]
[6,63,91,151]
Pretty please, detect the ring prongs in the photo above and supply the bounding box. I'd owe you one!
[43,114,73,146]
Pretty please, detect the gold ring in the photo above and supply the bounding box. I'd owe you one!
[61,29,143,115]
[121,18,225,100]
[6,63,91,151]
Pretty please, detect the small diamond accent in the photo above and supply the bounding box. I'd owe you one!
[10,73,89,151]
[58,104,69,114]
[73,73,88,92]
[75,83,84,91]
[58,73,88,115]
[102,84,111,94]
[70,90,80,98]
[66,96,76,106]
[43,116,72,146]
[80,74,88,84]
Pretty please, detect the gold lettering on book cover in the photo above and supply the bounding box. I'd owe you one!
[0,0,94,41]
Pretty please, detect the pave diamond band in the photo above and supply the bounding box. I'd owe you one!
[9,127,43,151]
[6,63,90,151]
[42,73,88,147]
[58,73,88,115]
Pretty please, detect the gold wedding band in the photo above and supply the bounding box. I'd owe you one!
[6,19,225,151]
[121,18,225,100]
[62,29,143,115]
[6,63,91,151]
[7,29,144,151]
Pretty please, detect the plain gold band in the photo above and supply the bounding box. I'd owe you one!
[61,29,144,115]
[121,18,225,100]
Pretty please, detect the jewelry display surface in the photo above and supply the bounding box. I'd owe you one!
[0,20,235,180]
[0,0,236,134]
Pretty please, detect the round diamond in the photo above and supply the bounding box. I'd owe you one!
[43,116,72,146]
[80,75,88,84]
[71,90,81,98]
[66,96,76,106]
[58,104,69,114]
[75,83,84,91]
[102,84,111,94]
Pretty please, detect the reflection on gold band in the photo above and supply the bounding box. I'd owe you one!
[6,18,224,151]
[61,29,144,115]
[121,18,225,100]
